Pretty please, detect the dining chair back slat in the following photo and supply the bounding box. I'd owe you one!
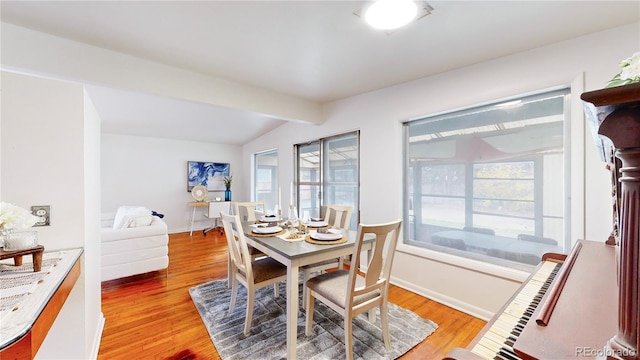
[222,212,251,281]
[347,220,400,309]
[323,205,353,231]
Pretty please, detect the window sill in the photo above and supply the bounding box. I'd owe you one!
[396,242,531,282]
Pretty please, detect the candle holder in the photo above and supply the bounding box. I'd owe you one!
[3,230,38,251]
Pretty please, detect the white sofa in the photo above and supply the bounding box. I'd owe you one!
[101,207,169,281]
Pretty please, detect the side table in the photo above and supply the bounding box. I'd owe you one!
[0,245,45,272]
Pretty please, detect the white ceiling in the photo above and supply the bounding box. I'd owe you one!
[2,1,639,144]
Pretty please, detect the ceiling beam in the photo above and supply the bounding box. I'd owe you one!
[0,22,323,124]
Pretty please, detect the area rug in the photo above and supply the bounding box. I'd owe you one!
[189,279,438,359]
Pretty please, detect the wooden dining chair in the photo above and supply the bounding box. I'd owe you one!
[305,219,402,360]
[301,204,353,308]
[232,201,266,222]
[220,212,287,335]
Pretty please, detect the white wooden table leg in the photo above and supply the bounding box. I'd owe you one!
[190,206,197,236]
[286,264,299,360]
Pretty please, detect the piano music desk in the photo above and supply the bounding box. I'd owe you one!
[514,240,617,359]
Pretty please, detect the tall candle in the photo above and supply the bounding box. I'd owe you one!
[278,187,282,210]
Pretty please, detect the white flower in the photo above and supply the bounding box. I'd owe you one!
[0,202,39,231]
[619,53,640,81]
[606,51,640,88]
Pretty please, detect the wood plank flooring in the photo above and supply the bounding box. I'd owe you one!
[98,230,485,360]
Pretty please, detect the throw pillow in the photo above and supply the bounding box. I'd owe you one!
[112,206,153,229]
[128,214,153,227]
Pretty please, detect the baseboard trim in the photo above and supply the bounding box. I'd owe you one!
[390,276,493,321]
[90,312,106,360]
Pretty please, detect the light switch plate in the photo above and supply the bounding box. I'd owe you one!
[31,205,50,226]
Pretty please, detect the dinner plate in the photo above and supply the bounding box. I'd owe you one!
[252,226,282,234]
[260,215,281,223]
[310,231,342,241]
[306,221,328,228]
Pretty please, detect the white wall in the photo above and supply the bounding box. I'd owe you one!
[1,71,102,359]
[101,134,244,233]
[243,22,640,319]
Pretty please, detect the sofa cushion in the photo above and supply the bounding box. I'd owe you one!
[101,216,168,242]
[113,206,153,229]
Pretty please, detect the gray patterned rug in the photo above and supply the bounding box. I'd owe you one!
[189,279,438,360]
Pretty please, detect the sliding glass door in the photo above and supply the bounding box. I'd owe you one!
[254,149,278,211]
[296,131,359,229]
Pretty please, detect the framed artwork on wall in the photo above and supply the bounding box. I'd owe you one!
[187,161,230,192]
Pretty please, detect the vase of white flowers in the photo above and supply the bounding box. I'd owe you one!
[0,202,39,249]
[606,52,640,88]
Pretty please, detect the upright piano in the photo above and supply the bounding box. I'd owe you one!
[445,82,640,360]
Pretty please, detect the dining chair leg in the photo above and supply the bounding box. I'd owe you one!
[229,280,239,313]
[302,272,309,310]
[368,308,376,323]
[344,317,354,360]
[227,253,232,288]
[244,289,255,335]
[305,292,315,336]
[381,301,391,350]
[273,283,279,297]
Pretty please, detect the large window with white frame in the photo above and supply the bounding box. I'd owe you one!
[403,88,570,270]
[295,131,359,230]
[254,149,278,211]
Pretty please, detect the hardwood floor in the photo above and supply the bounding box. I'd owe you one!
[98,230,485,360]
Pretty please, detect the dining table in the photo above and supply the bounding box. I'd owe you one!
[242,221,374,360]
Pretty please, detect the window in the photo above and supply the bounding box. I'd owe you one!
[403,89,569,270]
[254,149,278,210]
[295,132,359,230]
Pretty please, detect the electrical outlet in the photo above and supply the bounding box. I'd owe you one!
[31,205,50,226]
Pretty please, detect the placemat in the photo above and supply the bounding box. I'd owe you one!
[304,234,346,245]
[249,229,286,237]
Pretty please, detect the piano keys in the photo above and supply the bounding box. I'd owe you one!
[470,260,561,359]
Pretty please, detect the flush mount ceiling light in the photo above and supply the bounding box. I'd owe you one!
[354,1,434,33]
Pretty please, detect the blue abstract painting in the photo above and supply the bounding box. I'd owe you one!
[187,161,230,191]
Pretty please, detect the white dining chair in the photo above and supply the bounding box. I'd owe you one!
[220,212,287,335]
[301,205,353,308]
[305,219,402,360]
[232,201,265,222]
[225,202,267,287]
